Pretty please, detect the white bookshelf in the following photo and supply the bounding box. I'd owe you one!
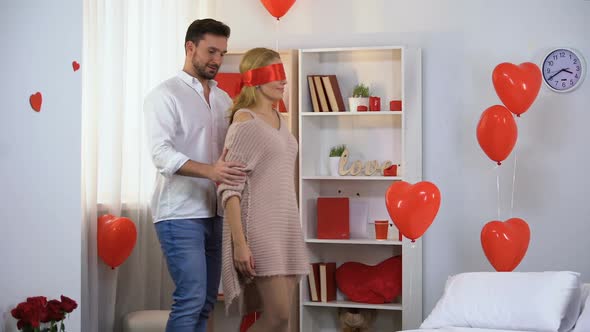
[298,46,423,331]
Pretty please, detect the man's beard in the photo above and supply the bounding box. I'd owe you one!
[194,60,218,80]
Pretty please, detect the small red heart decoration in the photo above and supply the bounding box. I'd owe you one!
[335,256,402,304]
[481,218,530,272]
[385,181,441,241]
[72,61,80,72]
[29,92,43,112]
[492,62,541,117]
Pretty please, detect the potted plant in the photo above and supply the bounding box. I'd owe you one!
[349,83,370,112]
[329,144,346,176]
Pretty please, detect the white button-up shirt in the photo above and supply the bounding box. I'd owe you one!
[144,71,232,223]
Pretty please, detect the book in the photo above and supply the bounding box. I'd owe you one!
[308,262,321,302]
[313,75,331,112]
[317,197,350,239]
[307,75,321,112]
[319,262,337,302]
[321,75,346,112]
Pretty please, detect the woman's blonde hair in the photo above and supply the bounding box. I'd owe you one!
[228,47,281,123]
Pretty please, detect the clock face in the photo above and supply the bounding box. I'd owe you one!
[542,48,585,92]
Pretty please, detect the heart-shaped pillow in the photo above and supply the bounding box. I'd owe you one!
[335,256,402,304]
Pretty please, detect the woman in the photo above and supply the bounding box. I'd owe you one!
[217,47,309,331]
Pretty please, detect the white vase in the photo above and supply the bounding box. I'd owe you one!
[329,157,341,176]
[348,97,369,112]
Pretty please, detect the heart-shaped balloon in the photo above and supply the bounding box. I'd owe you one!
[492,62,541,117]
[476,105,518,165]
[72,61,80,72]
[385,181,441,242]
[481,218,530,272]
[29,92,42,112]
[335,256,402,304]
[97,215,137,269]
[260,0,296,20]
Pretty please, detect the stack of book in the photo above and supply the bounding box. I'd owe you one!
[307,75,346,112]
[308,262,337,302]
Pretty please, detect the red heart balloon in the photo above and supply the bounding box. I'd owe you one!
[335,256,402,304]
[481,218,530,272]
[97,215,137,269]
[476,105,518,165]
[29,92,42,112]
[385,181,441,242]
[492,62,541,117]
[72,61,80,72]
[260,0,296,20]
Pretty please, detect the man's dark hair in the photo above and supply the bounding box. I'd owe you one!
[185,18,231,46]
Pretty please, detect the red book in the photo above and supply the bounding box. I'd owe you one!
[308,263,321,302]
[316,197,350,239]
[320,262,337,302]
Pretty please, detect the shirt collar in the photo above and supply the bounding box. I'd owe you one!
[177,70,218,93]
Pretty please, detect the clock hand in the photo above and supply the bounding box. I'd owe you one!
[548,68,565,81]
[564,68,573,74]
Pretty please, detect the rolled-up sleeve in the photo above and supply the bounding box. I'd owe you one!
[143,90,190,177]
[217,121,259,207]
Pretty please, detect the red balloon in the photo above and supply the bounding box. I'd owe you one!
[492,62,541,117]
[97,215,137,269]
[481,218,530,272]
[385,181,441,242]
[260,0,296,20]
[476,105,517,165]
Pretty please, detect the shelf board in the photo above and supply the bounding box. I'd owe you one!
[302,176,402,181]
[302,300,402,311]
[301,111,402,117]
[300,46,405,53]
[306,238,402,245]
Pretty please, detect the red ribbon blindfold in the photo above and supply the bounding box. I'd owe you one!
[241,63,286,87]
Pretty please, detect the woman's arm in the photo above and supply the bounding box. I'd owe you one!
[224,196,256,278]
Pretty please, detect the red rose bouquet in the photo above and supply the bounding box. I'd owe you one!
[11,295,78,332]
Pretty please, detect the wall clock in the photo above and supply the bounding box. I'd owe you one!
[542,48,586,93]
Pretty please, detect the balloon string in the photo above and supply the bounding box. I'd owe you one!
[496,167,501,220]
[275,19,279,51]
[510,141,518,217]
[510,118,519,218]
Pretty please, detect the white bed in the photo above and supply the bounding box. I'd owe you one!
[401,272,590,332]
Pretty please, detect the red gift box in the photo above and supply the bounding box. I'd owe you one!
[389,100,402,111]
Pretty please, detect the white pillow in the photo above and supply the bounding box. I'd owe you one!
[572,284,590,332]
[421,271,581,332]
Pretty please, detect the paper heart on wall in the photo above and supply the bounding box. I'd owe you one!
[72,61,80,72]
[29,92,42,112]
[335,256,402,304]
[385,181,441,242]
[260,0,296,20]
[492,62,541,117]
[481,218,530,272]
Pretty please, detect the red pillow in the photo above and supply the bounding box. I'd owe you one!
[335,256,402,304]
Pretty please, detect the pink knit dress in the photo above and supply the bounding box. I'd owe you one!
[217,108,309,314]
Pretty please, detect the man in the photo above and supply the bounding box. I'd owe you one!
[143,18,245,332]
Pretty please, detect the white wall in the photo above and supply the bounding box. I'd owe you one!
[0,1,82,331]
[214,0,590,318]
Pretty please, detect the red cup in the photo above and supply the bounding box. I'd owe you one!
[374,220,389,240]
[369,96,381,111]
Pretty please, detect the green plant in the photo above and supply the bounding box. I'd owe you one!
[352,83,370,98]
[329,144,347,157]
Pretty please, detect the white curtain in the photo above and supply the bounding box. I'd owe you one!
[81,1,214,331]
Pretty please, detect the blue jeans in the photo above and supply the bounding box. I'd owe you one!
[155,217,222,332]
